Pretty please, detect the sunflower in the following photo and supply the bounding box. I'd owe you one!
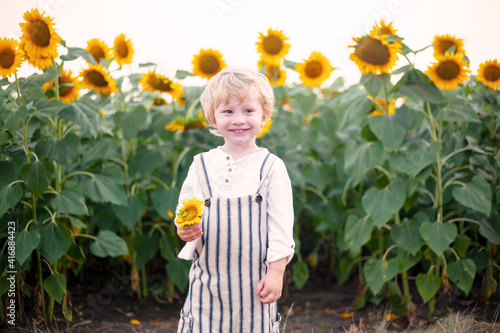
[0,38,24,78]
[369,97,396,116]
[140,71,183,98]
[165,118,185,132]
[20,40,53,69]
[477,59,500,89]
[113,34,134,66]
[153,97,168,106]
[192,49,226,80]
[80,64,118,94]
[349,32,401,75]
[371,20,402,45]
[42,69,82,103]
[85,38,111,64]
[432,34,465,58]
[19,8,61,59]
[295,52,334,88]
[256,28,290,63]
[425,52,470,90]
[185,110,208,130]
[258,60,286,86]
[257,119,273,138]
[176,197,204,228]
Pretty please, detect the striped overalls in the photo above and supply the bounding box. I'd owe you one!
[178,152,281,333]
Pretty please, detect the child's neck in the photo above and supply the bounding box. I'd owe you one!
[221,143,261,161]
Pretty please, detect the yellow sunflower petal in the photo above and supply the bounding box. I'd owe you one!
[349,32,401,75]
[85,38,111,64]
[257,119,273,138]
[140,71,184,98]
[113,34,134,66]
[42,69,82,103]
[425,52,470,90]
[477,59,500,89]
[176,198,205,226]
[432,34,465,58]
[259,60,286,86]
[19,8,61,59]
[371,19,399,39]
[256,28,290,63]
[192,49,226,80]
[80,64,118,94]
[0,38,24,78]
[295,51,333,88]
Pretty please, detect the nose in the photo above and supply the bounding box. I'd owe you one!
[232,113,244,125]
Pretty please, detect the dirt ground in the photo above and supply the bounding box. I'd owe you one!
[3,274,500,333]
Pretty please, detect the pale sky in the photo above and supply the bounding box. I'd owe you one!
[2,0,500,87]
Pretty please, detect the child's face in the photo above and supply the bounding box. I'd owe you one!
[213,87,267,149]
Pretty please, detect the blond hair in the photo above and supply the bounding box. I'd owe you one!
[200,67,275,136]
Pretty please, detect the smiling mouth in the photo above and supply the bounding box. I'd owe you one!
[230,129,249,133]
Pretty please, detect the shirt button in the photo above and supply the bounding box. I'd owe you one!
[228,168,232,172]
[226,156,230,160]
[225,179,229,183]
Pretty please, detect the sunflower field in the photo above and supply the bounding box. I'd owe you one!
[1,8,500,325]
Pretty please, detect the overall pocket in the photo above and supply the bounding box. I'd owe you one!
[178,308,193,333]
[271,312,281,333]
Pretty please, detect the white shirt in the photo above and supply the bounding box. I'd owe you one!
[176,147,295,264]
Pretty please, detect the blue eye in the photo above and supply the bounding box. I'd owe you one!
[245,109,253,113]
[223,110,233,114]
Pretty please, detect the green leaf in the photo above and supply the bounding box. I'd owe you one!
[175,70,194,79]
[16,229,41,265]
[419,221,457,256]
[439,97,481,124]
[43,273,67,303]
[119,105,148,139]
[128,145,166,176]
[0,184,23,217]
[3,106,27,134]
[447,259,476,294]
[368,110,412,151]
[363,258,399,295]
[344,141,385,187]
[159,236,177,262]
[394,69,444,104]
[81,137,120,167]
[360,73,390,97]
[389,140,441,178]
[59,98,100,137]
[344,215,373,254]
[390,219,424,256]
[166,259,190,293]
[89,230,129,257]
[292,261,309,290]
[134,235,159,269]
[60,46,97,65]
[113,194,146,229]
[81,173,127,206]
[415,273,440,303]
[34,99,67,116]
[21,84,46,104]
[151,187,180,219]
[283,60,298,70]
[0,161,16,187]
[452,176,491,216]
[396,247,421,272]
[51,191,89,216]
[20,160,54,197]
[478,216,500,244]
[39,223,72,264]
[35,138,69,163]
[362,186,405,228]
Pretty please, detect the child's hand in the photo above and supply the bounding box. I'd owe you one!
[255,257,286,304]
[177,224,203,242]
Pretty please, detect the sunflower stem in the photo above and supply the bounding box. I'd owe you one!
[36,250,47,321]
[14,74,23,106]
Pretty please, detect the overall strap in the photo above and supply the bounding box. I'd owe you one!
[256,153,278,194]
[194,153,213,198]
